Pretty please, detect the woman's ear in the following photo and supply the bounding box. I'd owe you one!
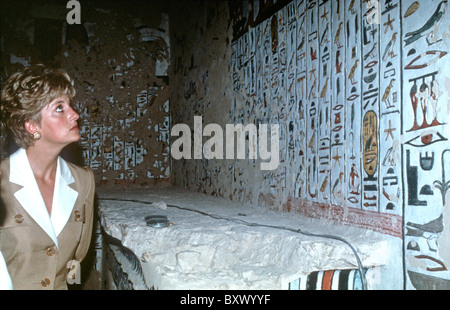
[24,120,38,135]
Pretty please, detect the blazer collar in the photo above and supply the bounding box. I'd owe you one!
[9,148,79,247]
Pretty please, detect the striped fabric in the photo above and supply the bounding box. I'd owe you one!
[289,269,366,290]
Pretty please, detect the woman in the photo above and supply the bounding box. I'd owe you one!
[0,64,95,289]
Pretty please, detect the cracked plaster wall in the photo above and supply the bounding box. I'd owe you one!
[1,1,172,186]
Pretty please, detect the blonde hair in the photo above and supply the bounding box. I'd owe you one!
[1,64,76,148]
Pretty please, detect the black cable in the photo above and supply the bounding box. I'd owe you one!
[98,197,368,290]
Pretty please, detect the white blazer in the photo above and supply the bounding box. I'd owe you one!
[1,148,79,289]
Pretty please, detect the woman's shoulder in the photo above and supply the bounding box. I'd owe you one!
[0,156,11,180]
[63,159,95,197]
[1,155,11,166]
[63,159,94,181]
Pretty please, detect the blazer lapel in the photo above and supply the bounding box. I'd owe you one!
[51,157,78,237]
[10,149,59,247]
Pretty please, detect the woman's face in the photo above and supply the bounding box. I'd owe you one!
[35,95,80,147]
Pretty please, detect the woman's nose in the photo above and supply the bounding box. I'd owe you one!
[69,106,79,121]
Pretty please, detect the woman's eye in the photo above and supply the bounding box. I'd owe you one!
[55,105,64,112]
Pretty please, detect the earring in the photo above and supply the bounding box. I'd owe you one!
[33,131,41,140]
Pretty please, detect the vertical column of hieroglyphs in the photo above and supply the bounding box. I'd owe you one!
[317,0,332,202]
[379,0,402,215]
[72,98,84,164]
[232,26,245,124]
[76,100,91,167]
[136,90,149,179]
[244,26,252,126]
[306,0,319,201]
[255,21,263,156]
[261,17,275,194]
[294,0,307,198]
[233,29,248,196]
[255,21,263,124]
[102,123,113,182]
[149,86,169,179]
[330,0,346,206]
[239,30,246,122]
[270,14,279,125]
[251,21,262,193]
[248,26,257,172]
[344,0,362,208]
[401,0,450,290]
[254,19,265,195]
[159,100,171,178]
[243,29,251,191]
[103,97,115,181]
[89,123,103,174]
[231,36,238,122]
[255,16,271,195]
[277,8,288,194]
[262,18,272,124]
[361,1,381,211]
[286,1,299,197]
[249,25,257,132]
[124,101,136,181]
[113,101,125,181]
[230,34,239,191]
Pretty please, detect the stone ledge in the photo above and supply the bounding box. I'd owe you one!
[97,187,393,289]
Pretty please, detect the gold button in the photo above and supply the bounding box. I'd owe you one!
[14,214,24,223]
[41,277,51,287]
[73,210,81,221]
[46,247,56,256]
